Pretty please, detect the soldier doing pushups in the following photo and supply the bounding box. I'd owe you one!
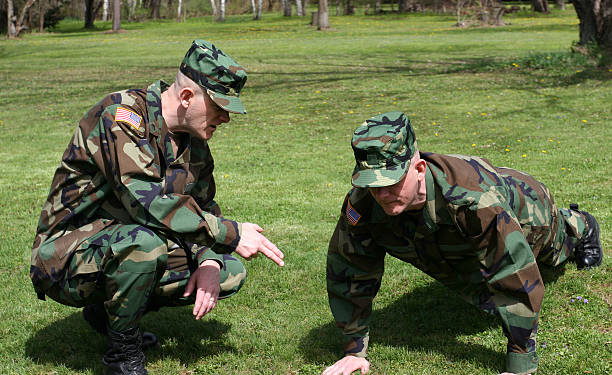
[30,40,284,374]
[323,112,603,375]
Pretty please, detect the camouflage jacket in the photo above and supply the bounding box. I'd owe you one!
[31,80,241,291]
[327,152,555,374]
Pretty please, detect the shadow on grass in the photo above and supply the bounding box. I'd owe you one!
[300,265,568,371]
[25,307,234,374]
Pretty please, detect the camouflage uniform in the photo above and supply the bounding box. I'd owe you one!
[31,40,249,332]
[327,112,589,374]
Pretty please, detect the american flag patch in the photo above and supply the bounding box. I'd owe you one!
[345,199,361,226]
[115,107,142,131]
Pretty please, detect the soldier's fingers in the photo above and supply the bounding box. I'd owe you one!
[183,274,196,297]
[195,290,212,320]
[259,247,284,267]
[262,237,284,259]
[253,224,263,232]
[193,290,204,318]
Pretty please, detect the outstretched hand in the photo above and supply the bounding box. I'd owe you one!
[322,356,370,375]
[183,260,221,320]
[235,222,284,267]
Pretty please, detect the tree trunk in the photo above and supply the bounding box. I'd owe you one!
[571,0,612,49]
[256,0,262,19]
[335,0,339,16]
[318,0,329,29]
[220,0,225,21]
[103,0,109,21]
[84,0,95,28]
[555,0,565,9]
[177,0,183,21]
[112,0,120,31]
[151,0,160,19]
[304,0,309,13]
[38,0,44,32]
[531,0,549,12]
[10,0,37,36]
[283,0,292,16]
[210,0,219,20]
[296,0,303,16]
[375,0,380,13]
[399,0,409,12]
[7,0,17,37]
[251,0,256,18]
[344,0,353,15]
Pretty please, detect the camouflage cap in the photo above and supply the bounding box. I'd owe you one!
[180,39,248,114]
[351,111,418,188]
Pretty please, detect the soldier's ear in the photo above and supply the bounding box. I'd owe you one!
[178,87,196,109]
[415,159,427,180]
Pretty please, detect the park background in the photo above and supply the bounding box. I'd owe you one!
[1,1,611,374]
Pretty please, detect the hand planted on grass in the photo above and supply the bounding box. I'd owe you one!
[322,356,370,375]
[183,259,220,320]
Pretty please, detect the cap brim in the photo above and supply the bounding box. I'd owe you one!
[207,90,246,114]
[351,167,407,188]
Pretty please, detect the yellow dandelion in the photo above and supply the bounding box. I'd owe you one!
[512,63,519,68]
[546,56,551,60]
[380,94,385,97]
[348,110,354,114]
[315,90,321,93]
[366,104,371,107]
[548,138,553,142]
[561,167,566,171]
[522,154,527,158]
[393,101,397,105]
[472,143,476,147]
[517,139,521,143]
[435,133,439,137]
[481,112,487,116]
[487,95,491,99]
[582,119,587,123]
[432,122,437,125]
[467,112,471,115]
[322,101,327,104]
[223,173,229,178]
[542,150,547,153]
[327,183,333,187]
[505,148,510,152]
[576,70,582,73]
[237,146,241,150]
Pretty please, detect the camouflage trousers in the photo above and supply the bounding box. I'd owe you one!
[44,224,246,332]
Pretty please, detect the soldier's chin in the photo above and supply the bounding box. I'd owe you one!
[381,204,404,216]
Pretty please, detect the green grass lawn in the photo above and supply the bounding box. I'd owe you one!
[0,8,610,375]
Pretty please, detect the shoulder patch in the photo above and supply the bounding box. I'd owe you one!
[345,199,362,226]
[115,107,142,131]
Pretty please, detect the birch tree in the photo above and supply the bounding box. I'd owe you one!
[103,0,109,21]
[6,0,37,37]
[255,0,262,19]
[296,0,303,16]
[210,0,219,20]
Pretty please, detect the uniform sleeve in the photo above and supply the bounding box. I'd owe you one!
[456,195,542,375]
[327,192,386,358]
[89,106,241,253]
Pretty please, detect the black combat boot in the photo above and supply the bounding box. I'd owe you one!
[570,204,603,270]
[83,303,158,350]
[103,326,148,375]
